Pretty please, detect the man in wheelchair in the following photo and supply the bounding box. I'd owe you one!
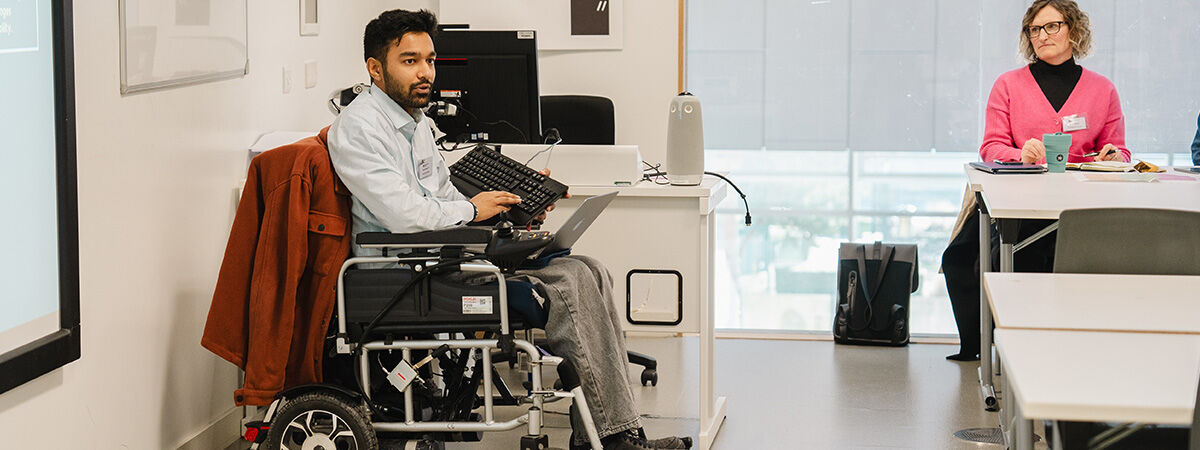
[308,9,691,450]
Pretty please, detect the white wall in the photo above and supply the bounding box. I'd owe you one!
[0,1,424,449]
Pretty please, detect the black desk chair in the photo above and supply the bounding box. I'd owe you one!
[1050,208,1200,449]
[539,94,660,382]
[540,95,615,145]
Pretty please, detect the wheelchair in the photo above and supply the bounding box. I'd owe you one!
[243,224,657,450]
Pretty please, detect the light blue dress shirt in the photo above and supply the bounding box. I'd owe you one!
[328,84,475,256]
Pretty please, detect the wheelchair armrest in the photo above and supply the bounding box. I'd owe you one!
[356,227,492,247]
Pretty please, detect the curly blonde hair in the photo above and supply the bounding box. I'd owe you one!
[1019,0,1093,63]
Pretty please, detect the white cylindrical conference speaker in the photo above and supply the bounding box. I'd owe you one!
[666,92,704,186]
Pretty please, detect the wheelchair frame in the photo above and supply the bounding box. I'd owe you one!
[250,238,605,450]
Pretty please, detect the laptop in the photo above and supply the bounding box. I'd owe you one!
[517,191,618,259]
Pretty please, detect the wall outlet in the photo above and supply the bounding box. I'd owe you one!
[282,67,292,94]
[305,60,318,89]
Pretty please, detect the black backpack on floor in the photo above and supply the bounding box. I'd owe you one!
[834,241,919,346]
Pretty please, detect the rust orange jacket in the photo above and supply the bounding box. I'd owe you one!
[201,127,352,406]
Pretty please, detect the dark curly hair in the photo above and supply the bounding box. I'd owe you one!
[363,9,438,63]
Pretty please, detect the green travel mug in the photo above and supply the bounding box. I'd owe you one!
[1043,132,1071,173]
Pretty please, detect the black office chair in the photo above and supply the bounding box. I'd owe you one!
[1050,208,1200,449]
[539,95,615,145]
[538,94,660,381]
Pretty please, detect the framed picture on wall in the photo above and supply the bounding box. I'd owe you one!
[442,0,624,50]
[119,0,249,94]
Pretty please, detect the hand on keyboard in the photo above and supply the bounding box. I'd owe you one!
[470,191,523,222]
[449,146,570,225]
[530,169,571,224]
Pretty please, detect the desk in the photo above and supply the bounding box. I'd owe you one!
[964,165,1200,409]
[541,178,729,450]
[984,272,1200,333]
[995,328,1200,450]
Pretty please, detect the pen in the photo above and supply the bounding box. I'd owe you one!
[1083,149,1116,158]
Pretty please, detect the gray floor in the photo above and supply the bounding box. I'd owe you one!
[229,337,1007,449]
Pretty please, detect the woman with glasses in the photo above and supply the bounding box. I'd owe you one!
[942,0,1129,361]
[981,0,1129,165]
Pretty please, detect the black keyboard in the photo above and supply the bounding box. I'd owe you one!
[448,145,569,226]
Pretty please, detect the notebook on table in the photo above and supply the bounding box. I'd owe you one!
[969,161,1047,174]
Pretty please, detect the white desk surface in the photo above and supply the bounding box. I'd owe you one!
[985,273,1200,334]
[567,177,728,199]
[996,328,1200,424]
[565,178,729,215]
[963,164,1200,220]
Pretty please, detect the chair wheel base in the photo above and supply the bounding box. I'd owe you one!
[641,368,658,386]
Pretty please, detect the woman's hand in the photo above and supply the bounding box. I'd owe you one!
[1094,143,1122,162]
[1021,138,1046,164]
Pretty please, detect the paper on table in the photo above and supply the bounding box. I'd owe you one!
[1074,172,1159,182]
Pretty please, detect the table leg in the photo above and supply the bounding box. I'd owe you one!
[1015,399,1034,450]
[697,210,726,450]
[979,209,998,411]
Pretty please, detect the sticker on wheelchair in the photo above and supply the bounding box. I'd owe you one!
[462,296,494,314]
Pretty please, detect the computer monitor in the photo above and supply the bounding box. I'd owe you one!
[432,29,542,145]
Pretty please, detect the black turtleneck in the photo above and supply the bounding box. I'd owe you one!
[1029,58,1082,112]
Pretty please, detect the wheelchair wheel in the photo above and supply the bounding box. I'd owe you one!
[640,368,658,386]
[262,391,377,450]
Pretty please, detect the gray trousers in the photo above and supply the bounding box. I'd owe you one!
[515,255,642,443]
[456,254,641,442]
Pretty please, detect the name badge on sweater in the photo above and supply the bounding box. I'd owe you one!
[1062,114,1087,132]
[417,157,434,180]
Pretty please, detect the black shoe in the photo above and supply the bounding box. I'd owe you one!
[570,430,657,450]
[637,428,693,449]
[571,429,694,450]
[946,352,980,362]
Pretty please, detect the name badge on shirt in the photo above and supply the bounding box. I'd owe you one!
[417,157,434,180]
[1062,114,1087,133]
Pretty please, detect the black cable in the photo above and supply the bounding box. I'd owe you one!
[440,99,530,144]
[641,161,752,223]
[641,160,671,185]
[704,171,752,226]
[437,138,481,153]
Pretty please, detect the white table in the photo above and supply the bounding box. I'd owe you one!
[542,178,729,450]
[995,328,1200,450]
[964,165,1200,409]
[984,272,1200,333]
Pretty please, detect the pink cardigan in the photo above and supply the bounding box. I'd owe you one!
[980,66,1129,163]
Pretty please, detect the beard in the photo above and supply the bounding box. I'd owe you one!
[382,67,432,110]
